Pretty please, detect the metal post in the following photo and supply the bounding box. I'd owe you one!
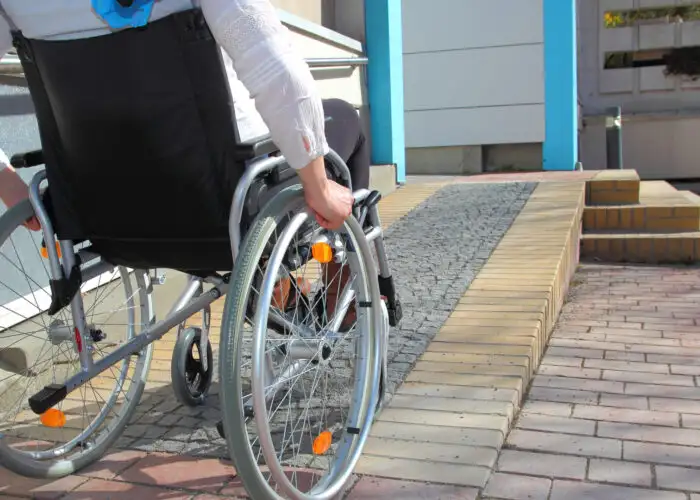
[606,106,623,169]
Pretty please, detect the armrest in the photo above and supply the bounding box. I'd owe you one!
[234,135,279,161]
[10,149,44,169]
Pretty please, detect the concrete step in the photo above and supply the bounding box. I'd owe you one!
[581,231,700,264]
[584,180,700,233]
[681,190,700,205]
[583,205,700,232]
[586,170,640,206]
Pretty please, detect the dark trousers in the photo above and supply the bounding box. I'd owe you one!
[322,98,370,190]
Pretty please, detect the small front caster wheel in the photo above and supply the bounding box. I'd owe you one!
[171,326,214,406]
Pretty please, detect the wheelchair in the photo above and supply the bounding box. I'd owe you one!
[0,9,402,500]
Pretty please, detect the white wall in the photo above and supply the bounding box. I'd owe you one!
[402,0,545,149]
[579,0,700,115]
[578,0,700,178]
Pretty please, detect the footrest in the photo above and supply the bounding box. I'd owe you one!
[28,383,68,415]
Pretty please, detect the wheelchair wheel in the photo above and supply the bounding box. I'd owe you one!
[219,187,382,500]
[0,200,153,478]
[171,324,214,406]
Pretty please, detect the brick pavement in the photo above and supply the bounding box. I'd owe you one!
[0,178,589,499]
[484,263,700,500]
[353,181,584,495]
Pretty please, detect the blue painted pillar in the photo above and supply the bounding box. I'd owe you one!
[364,0,406,183]
[543,0,578,171]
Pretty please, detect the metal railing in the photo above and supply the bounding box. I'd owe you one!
[0,54,21,73]
[0,55,369,74]
[306,57,368,68]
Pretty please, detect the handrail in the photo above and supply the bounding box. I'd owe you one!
[306,57,368,68]
[0,55,368,73]
[0,54,21,73]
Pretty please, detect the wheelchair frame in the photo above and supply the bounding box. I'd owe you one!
[21,148,396,422]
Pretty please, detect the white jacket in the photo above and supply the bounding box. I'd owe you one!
[0,0,329,170]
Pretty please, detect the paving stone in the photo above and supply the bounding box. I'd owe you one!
[346,477,478,500]
[549,479,685,500]
[354,456,491,488]
[78,450,147,480]
[682,414,700,428]
[599,394,649,411]
[533,375,624,394]
[624,440,700,467]
[63,479,192,500]
[520,401,573,417]
[516,412,595,435]
[397,382,518,404]
[376,408,509,433]
[369,422,503,449]
[497,450,586,479]
[584,358,669,374]
[388,394,514,417]
[650,397,700,414]
[483,472,551,500]
[587,459,651,487]
[656,465,700,492]
[115,453,235,492]
[598,421,700,447]
[507,429,622,459]
[529,387,599,405]
[0,468,88,499]
[363,438,497,468]
[602,369,695,387]
[572,405,679,427]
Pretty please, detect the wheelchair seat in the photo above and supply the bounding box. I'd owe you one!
[13,8,297,273]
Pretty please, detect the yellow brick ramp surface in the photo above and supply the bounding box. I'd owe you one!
[144,183,448,391]
[355,182,585,489]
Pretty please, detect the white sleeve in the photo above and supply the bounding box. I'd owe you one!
[200,0,328,170]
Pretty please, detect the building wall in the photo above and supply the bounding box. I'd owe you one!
[333,0,365,42]
[401,0,545,174]
[578,0,700,178]
[270,0,325,26]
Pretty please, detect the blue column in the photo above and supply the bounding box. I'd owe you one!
[543,0,578,171]
[364,0,406,183]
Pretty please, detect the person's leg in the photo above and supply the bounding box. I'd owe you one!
[322,98,370,191]
[317,99,371,330]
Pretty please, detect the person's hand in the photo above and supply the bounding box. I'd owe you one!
[22,214,41,231]
[304,178,353,230]
[0,168,41,231]
[297,156,353,230]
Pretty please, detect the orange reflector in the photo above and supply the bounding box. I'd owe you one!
[311,242,333,264]
[40,408,66,428]
[312,430,332,455]
[40,241,61,259]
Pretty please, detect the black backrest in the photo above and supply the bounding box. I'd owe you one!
[15,8,245,243]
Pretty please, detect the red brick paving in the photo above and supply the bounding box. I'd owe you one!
[486,263,700,499]
[346,477,478,499]
[114,453,235,493]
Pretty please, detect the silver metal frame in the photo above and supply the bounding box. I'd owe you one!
[24,150,390,412]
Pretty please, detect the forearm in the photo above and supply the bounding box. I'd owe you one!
[0,166,29,209]
[296,156,328,197]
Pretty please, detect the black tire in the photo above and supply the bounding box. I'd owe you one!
[171,326,214,406]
